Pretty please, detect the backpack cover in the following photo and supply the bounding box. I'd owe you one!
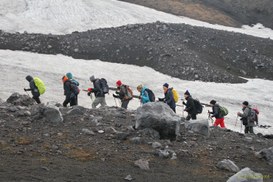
[172,88,179,103]
[33,77,46,95]
[219,106,229,116]
[249,108,257,122]
[100,78,109,94]
[125,85,133,100]
[193,99,203,114]
[145,88,155,102]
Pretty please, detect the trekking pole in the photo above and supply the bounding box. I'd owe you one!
[234,116,238,127]
[113,97,118,107]
[208,113,214,125]
[90,93,94,102]
[240,120,243,133]
[24,89,30,97]
[181,100,184,118]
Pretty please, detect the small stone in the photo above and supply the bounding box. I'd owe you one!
[124,175,133,181]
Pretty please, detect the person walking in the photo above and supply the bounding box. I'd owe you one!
[159,83,176,112]
[137,84,151,104]
[237,101,255,134]
[208,100,226,128]
[66,72,79,105]
[62,75,78,107]
[113,80,132,109]
[183,90,196,120]
[24,75,41,104]
[88,75,107,108]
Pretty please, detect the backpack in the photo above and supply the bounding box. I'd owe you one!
[33,77,46,95]
[249,108,257,123]
[193,99,203,114]
[219,106,229,116]
[100,78,109,94]
[125,85,133,100]
[172,88,179,103]
[70,81,80,95]
[145,88,155,102]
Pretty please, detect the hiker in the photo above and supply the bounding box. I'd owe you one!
[24,75,41,104]
[87,75,107,108]
[237,101,255,134]
[182,90,196,120]
[62,75,78,107]
[66,72,79,105]
[159,83,176,112]
[208,100,226,128]
[137,84,151,104]
[113,80,132,109]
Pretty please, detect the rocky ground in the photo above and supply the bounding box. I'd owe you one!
[1,22,273,83]
[0,93,273,182]
[119,0,273,29]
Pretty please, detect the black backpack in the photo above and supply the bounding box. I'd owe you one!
[100,78,109,94]
[145,88,155,102]
[193,99,203,114]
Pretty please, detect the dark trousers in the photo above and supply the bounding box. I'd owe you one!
[121,100,130,109]
[33,96,41,104]
[186,113,197,121]
[245,126,254,134]
[70,97,77,106]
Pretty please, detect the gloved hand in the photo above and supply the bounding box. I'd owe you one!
[158,98,164,102]
[87,92,91,96]
[182,101,186,105]
[113,94,119,98]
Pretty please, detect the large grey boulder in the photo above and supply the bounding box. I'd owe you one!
[216,159,240,172]
[135,102,181,139]
[6,93,35,106]
[227,167,263,182]
[256,146,273,165]
[185,119,209,136]
[43,103,63,125]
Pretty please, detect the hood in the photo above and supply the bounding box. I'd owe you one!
[26,75,33,82]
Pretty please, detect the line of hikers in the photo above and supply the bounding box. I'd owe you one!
[24,73,260,134]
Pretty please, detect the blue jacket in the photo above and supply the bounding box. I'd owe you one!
[140,87,150,104]
[164,88,176,112]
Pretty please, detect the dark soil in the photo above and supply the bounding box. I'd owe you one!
[119,0,273,29]
[1,22,273,83]
[0,96,273,182]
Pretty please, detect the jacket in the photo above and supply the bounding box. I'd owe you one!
[140,87,150,104]
[184,96,196,114]
[26,76,40,98]
[63,80,76,106]
[164,88,176,110]
[92,79,104,98]
[211,104,223,118]
[238,107,255,127]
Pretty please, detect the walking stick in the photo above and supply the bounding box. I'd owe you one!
[208,113,214,125]
[24,89,30,97]
[234,116,238,127]
[181,100,185,118]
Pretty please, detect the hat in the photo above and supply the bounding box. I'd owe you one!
[90,75,95,82]
[163,83,169,88]
[25,75,33,82]
[137,84,143,90]
[116,80,122,86]
[184,90,190,96]
[66,72,73,79]
[210,100,216,105]
[242,101,249,106]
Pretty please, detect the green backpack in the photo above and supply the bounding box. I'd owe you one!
[34,77,46,95]
[219,106,228,116]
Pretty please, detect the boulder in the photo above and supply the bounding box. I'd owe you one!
[139,128,160,140]
[216,159,240,172]
[134,159,150,170]
[256,146,273,165]
[43,103,63,125]
[135,102,181,139]
[227,167,263,182]
[185,120,209,136]
[6,93,35,106]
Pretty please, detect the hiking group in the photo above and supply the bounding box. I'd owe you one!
[24,73,260,134]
